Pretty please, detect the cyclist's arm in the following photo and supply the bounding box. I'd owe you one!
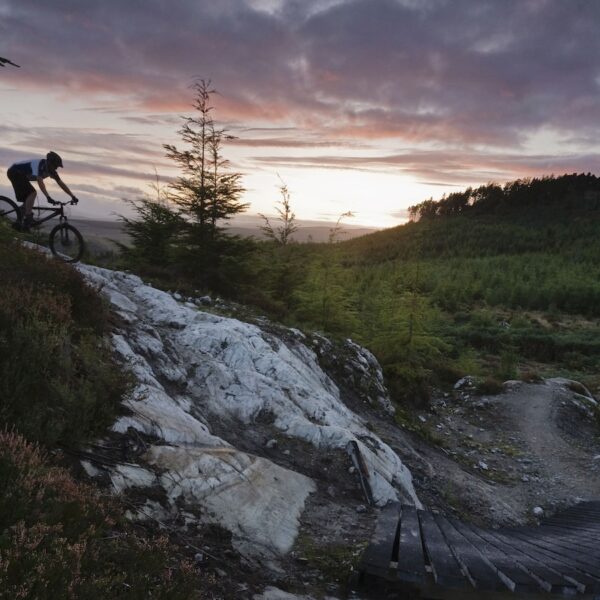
[37,177,52,200]
[54,174,76,199]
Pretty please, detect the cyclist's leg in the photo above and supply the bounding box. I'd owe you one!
[23,190,36,220]
[7,169,35,219]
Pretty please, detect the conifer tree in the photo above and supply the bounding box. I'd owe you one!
[294,211,357,332]
[163,79,248,285]
[258,181,301,308]
[259,181,298,246]
[120,171,182,268]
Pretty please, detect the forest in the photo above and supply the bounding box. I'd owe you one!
[108,83,600,404]
[120,163,600,405]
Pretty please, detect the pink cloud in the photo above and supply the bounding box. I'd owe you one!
[3,0,600,189]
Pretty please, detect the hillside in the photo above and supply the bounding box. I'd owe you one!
[0,229,210,598]
[1,188,600,598]
[288,175,600,400]
[2,237,599,599]
[344,174,600,266]
[77,173,600,404]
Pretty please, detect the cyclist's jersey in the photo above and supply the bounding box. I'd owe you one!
[9,159,58,181]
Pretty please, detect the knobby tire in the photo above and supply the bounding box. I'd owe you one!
[0,195,20,225]
[49,223,84,263]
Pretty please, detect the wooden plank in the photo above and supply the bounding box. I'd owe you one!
[505,526,600,559]
[541,519,600,541]
[346,440,374,506]
[358,500,600,596]
[537,523,600,547]
[522,527,600,557]
[552,504,600,513]
[545,510,600,522]
[359,501,401,580]
[506,530,600,576]
[449,518,541,594]
[556,504,600,518]
[433,514,507,591]
[540,514,600,529]
[475,528,579,594]
[539,523,600,545]
[497,530,600,593]
[510,522,600,548]
[396,504,426,583]
[540,502,600,517]
[418,510,469,589]
[545,510,600,523]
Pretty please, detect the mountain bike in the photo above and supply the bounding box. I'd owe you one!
[0,196,85,263]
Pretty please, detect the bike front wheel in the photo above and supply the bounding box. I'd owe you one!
[49,223,85,263]
[0,195,21,226]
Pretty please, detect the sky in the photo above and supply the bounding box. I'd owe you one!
[2,0,600,228]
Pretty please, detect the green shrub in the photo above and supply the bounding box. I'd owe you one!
[384,363,431,406]
[0,431,204,599]
[520,369,544,383]
[0,235,130,446]
[494,349,518,381]
[475,377,504,395]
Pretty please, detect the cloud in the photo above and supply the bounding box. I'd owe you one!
[251,148,600,185]
[2,0,599,143]
[75,182,144,200]
[3,0,600,193]
[388,208,410,220]
[230,136,368,148]
[0,142,171,193]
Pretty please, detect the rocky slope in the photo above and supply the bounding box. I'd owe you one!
[76,264,419,592]
[68,261,600,599]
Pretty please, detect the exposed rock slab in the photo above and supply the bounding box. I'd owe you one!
[77,264,419,558]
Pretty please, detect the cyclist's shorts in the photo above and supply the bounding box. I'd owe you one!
[7,167,35,203]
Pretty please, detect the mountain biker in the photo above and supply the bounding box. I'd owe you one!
[6,151,79,230]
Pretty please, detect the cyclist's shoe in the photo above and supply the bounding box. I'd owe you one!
[23,214,35,231]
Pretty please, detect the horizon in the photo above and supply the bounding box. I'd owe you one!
[73,212,380,229]
[3,1,600,227]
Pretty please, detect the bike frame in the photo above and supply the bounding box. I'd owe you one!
[32,201,71,227]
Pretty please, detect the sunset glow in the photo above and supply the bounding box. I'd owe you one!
[2,0,600,227]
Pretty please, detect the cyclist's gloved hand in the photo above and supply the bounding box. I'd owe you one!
[47,196,58,205]
[71,196,79,205]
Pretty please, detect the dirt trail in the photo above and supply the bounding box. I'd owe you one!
[501,381,600,500]
[379,379,600,527]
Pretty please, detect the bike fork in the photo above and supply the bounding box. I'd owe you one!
[59,216,71,245]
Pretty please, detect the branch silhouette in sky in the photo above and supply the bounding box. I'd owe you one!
[0,57,20,68]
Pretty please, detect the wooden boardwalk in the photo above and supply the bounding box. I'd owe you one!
[356,501,600,599]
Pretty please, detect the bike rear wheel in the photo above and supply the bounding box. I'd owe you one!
[49,223,84,263]
[0,196,21,226]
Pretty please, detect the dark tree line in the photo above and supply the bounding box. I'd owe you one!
[408,174,600,221]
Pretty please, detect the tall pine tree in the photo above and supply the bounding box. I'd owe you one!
[163,79,249,286]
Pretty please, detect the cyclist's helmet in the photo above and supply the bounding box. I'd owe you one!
[46,151,63,172]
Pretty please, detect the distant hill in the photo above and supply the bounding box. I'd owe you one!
[408,173,600,221]
[342,173,600,265]
[312,174,600,400]
[68,217,378,255]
